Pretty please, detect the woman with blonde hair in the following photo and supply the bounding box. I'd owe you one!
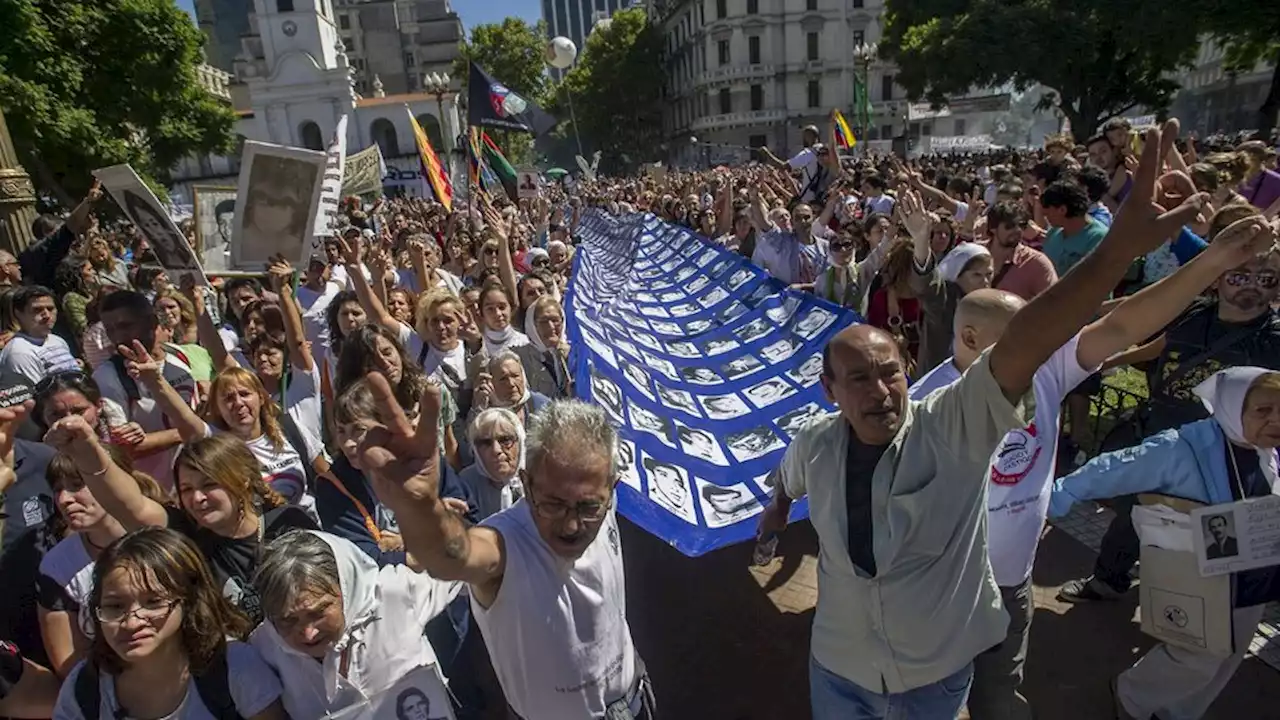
[53,526,287,719]
[43,415,317,626]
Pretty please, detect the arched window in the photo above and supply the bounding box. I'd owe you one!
[371,118,399,156]
[417,114,444,150]
[299,121,324,151]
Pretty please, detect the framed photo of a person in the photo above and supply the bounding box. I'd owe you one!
[191,186,237,272]
[92,164,208,286]
[695,478,763,528]
[641,454,698,525]
[231,141,327,270]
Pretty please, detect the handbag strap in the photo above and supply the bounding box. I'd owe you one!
[1152,319,1260,399]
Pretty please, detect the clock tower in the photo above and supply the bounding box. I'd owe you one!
[252,0,342,73]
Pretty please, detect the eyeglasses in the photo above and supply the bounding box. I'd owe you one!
[1224,270,1279,289]
[532,258,550,267]
[35,370,86,394]
[94,598,180,624]
[830,241,856,252]
[527,492,613,523]
[475,434,517,450]
[483,248,499,257]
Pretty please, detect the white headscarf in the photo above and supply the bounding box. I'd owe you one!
[471,408,526,511]
[482,324,530,357]
[1193,366,1280,493]
[936,242,992,284]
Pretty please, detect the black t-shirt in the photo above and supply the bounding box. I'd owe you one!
[845,425,888,577]
[1,440,57,551]
[166,505,317,626]
[0,526,59,668]
[1147,301,1280,434]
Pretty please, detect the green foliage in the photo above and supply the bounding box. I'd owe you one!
[1203,0,1280,131]
[454,18,551,165]
[0,0,236,199]
[881,0,1203,138]
[556,8,664,174]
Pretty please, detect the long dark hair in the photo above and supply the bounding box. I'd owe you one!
[88,527,250,675]
[325,290,362,358]
[335,323,427,411]
[34,372,108,435]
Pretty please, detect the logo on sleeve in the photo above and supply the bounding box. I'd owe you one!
[991,423,1041,486]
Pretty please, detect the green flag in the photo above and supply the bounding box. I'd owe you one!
[481,132,518,201]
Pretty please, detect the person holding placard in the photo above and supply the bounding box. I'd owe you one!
[1049,366,1280,719]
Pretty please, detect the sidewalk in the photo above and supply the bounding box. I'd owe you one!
[620,515,1280,719]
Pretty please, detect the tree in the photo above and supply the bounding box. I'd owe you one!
[1204,0,1280,134]
[881,0,1205,138]
[556,8,665,174]
[0,0,237,202]
[454,18,552,166]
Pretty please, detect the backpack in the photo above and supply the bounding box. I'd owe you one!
[73,648,243,720]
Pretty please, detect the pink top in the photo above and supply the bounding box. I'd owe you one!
[991,243,1058,301]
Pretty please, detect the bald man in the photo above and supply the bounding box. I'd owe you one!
[0,251,20,286]
[757,122,1211,719]
[904,218,1271,719]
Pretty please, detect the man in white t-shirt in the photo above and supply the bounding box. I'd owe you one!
[93,290,198,491]
[760,125,824,204]
[358,389,653,720]
[905,219,1268,718]
[0,286,80,383]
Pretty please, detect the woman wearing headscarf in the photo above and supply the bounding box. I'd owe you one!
[249,530,462,720]
[1049,367,1280,720]
[458,409,525,521]
[515,295,572,400]
[470,351,549,431]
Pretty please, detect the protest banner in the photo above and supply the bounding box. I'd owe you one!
[321,664,454,720]
[230,141,327,270]
[566,212,861,556]
[313,115,349,242]
[191,185,237,271]
[343,143,387,197]
[92,164,208,286]
[516,169,539,199]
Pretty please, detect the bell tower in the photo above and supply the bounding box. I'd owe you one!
[252,0,342,71]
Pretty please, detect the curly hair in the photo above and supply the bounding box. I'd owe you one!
[325,290,363,358]
[88,527,250,675]
[334,323,428,411]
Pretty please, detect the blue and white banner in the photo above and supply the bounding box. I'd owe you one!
[566,212,861,556]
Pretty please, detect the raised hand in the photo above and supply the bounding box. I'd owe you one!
[0,399,33,494]
[1109,119,1208,256]
[118,340,163,383]
[267,255,294,292]
[899,189,931,244]
[1201,216,1280,271]
[339,234,363,267]
[178,274,206,317]
[42,414,102,469]
[357,372,444,510]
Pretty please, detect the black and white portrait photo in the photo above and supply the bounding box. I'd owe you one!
[649,320,682,336]
[618,359,655,400]
[734,318,774,345]
[681,366,722,385]
[393,686,449,720]
[699,392,751,420]
[643,455,697,524]
[590,370,623,420]
[659,290,686,303]
[577,311,604,335]
[766,296,802,325]
[666,341,700,358]
[657,384,701,416]
[777,402,827,438]
[676,423,729,466]
[627,401,674,445]
[632,332,661,350]
[697,287,730,308]
[786,353,825,387]
[640,351,679,380]
[697,248,719,267]
[708,259,734,278]
[639,304,672,319]
[94,164,206,283]
[722,354,764,381]
[192,185,237,271]
[612,338,641,361]
[686,275,710,294]
[616,439,642,491]
[670,302,702,318]
[726,426,786,462]
[1203,513,1239,560]
[696,479,763,528]
[727,268,754,290]
[761,337,802,364]
[675,266,697,283]
[795,308,837,339]
[685,319,714,335]
[747,283,777,306]
[633,291,659,304]
[232,141,326,268]
[744,377,798,409]
[719,302,749,323]
[703,337,741,357]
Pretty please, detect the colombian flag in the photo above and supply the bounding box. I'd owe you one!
[408,107,453,213]
[832,109,856,150]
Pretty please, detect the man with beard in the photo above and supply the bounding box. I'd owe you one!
[1061,210,1280,603]
[749,197,830,290]
[982,202,1057,301]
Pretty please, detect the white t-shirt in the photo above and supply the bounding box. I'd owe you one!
[863,194,896,217]
[472,501,637,720]
[55,641,282,720]
[910,335,1092,586]
[0,332,78,383]
[278,364,324,444]
[201,423,322,510]
[294,279,343,352]
[36,536,96,639]
[788,148,820,203]
[397,324,466,383]
[94,351,198,491]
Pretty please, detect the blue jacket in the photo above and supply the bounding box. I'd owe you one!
[1051,418,1278,606]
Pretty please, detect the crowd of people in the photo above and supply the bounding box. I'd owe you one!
[0,111,1275,720]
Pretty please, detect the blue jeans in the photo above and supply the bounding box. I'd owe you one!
[810,655,974,720]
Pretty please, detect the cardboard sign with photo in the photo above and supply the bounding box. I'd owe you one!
[231,141,328,270]
[323,664,455,720]
[191,186,237,272]
[92,165,208,286]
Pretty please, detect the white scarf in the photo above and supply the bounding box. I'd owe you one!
[1193,367,1280,494]
[482,324,530,358]
[477,416,526,510]
[424,342,467,386]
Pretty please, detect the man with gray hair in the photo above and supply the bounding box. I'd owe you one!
[357,376,654,720]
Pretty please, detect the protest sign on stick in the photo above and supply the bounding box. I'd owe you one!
[230,141,327,270]
[93,164,208,286]
[313,115,349,242]
[343,143,387,197]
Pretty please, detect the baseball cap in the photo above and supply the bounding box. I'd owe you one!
[802,124,820,136]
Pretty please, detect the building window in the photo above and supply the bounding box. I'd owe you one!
[852,0,863,6]
[806,32,819,61]
[716,0,726,19]
[339,14,350,29]
[853,30,864,48]
[868,126,879,140]
[909,122,921,138]
[278,0,294,11]
[747,0,758,13]
[719,88,731,114]
[881,124,893,138]
[807,80,820,108]
[718,39,729,65]
[806,0,817,10]
[954,118,967,136]
[343,37,354,52]
[748,35,760,64]
[881,74,894,100]
[299,121,323,150]
[749,134,767,148]
[750,84,763,111]
[922,121,933,136]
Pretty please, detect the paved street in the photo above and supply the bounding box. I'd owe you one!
[620,516,1280,719]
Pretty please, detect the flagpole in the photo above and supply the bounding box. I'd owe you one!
[561,82,584,157]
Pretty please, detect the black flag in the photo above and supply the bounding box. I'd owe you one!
[468,62,558,136]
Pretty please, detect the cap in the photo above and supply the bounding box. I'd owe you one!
[342,226,360,237]
[802,124,820,136]
[360,228,375,239]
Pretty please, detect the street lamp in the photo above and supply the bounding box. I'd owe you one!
[852,41,877,142]
[424,72,454,158]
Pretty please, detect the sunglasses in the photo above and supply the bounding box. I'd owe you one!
[35,370,87,394]
[830,241,856,252]
[1224,270,1279,289]
[475,434,517,450]
[532,258,550,267]
[483,248,499,257]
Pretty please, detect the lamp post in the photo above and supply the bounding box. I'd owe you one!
[424,72,454,159]
[853,41,877,146]
[0,108,37,253]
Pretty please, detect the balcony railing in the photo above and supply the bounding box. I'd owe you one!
[692,109,786,131]
[694,63,777,88]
